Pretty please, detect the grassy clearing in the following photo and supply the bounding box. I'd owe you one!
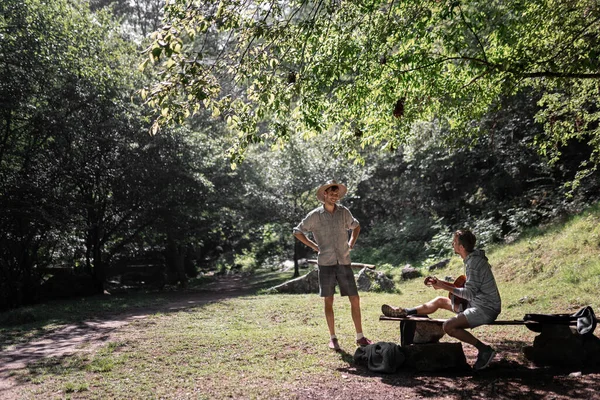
[3,203,600,398]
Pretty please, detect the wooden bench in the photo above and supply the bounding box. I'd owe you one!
[380,314,598,369]
[379,315,573,345]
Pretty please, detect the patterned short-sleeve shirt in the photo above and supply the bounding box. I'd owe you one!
[293,204,359,266]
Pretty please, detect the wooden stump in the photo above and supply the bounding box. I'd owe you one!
[523,324,600,367]
[400,317,445,345]
[401,342,469,372]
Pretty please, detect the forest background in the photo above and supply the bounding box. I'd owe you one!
[1,0,600,311]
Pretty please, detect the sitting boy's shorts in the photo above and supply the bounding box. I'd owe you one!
[318,264,358,297]
[462,306,499,328]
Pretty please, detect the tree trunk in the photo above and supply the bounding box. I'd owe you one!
[91,225,105,294]
[293,239,300,278]
[166,237,187,288]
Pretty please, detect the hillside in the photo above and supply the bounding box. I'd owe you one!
[491,203,600,317]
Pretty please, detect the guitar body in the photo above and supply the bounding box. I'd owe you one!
[424,275,468,311]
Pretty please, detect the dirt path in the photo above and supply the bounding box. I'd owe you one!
[0,275,256,395]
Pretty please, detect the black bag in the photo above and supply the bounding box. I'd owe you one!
[523,305,597,335]
[353,342,405,373]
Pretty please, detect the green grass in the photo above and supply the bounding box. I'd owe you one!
[3,203,600,398]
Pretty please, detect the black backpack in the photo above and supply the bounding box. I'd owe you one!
[523,305,597,335]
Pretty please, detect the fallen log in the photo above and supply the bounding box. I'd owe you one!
[306,259,376,269]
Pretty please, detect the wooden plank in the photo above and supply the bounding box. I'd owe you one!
[306,259,376,269]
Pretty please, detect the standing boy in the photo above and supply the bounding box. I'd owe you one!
[294,180,372,350]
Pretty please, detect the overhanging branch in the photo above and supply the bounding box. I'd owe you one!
[522,71,600,79]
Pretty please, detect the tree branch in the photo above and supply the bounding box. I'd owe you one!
[538,14,600,67]
[299,0,325,69]
[393,55,600,80]
[391,55,491,75]
[457,4,489,64]
[237,0,276,66]
[521,71,600,79]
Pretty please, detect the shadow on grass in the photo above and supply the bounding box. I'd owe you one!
[0,269,292,350]
[335,348,356,364]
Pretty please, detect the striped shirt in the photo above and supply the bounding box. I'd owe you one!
[452,249,501,315]
[293,205,359,266]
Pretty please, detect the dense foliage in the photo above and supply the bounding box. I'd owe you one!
[353,89,600,264]
[0,0,145,307]
[0,0,232,308]
[146,0,600,176]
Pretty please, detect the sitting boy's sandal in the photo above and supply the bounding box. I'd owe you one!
[381,304,407,318]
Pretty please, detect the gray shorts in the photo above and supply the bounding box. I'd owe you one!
[462,306,499,328]
[318,264,358,297]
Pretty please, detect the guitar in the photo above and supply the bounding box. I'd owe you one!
[424,275,468,311]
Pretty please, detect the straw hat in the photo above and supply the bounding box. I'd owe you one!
[316,180,347,203]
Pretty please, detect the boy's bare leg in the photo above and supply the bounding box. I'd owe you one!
[349,295,363,333]
[414,296,454,315]
[324,296,335,336]
[443,314,478,346]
